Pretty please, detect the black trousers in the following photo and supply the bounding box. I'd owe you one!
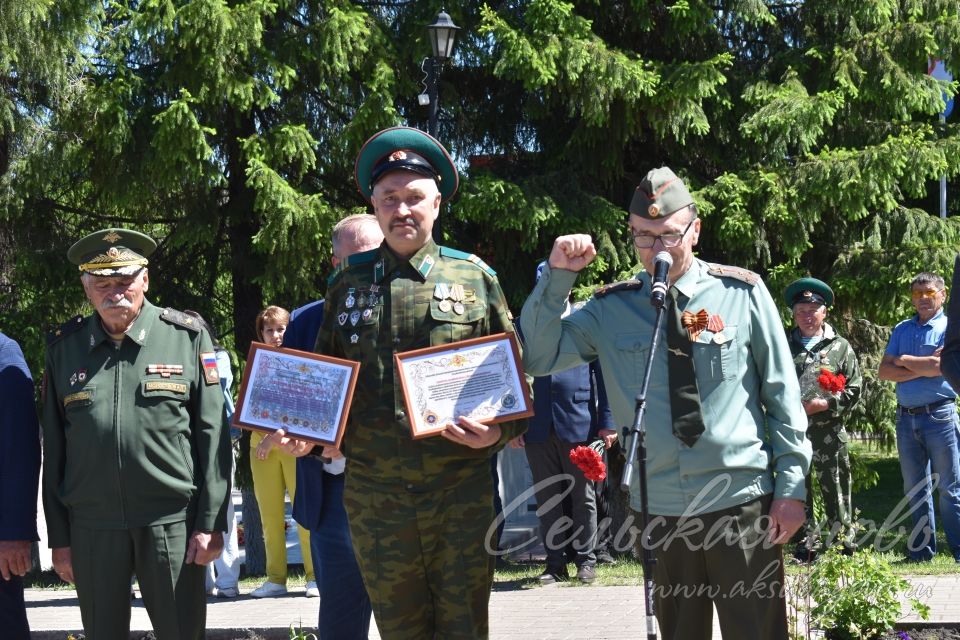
[0,574,30,640]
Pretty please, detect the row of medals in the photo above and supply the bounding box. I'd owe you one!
[435,282,467,315]
[341,285,381,326]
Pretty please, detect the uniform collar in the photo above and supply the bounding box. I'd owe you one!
[89,299,157,351]
[672,257,703,299]
[377,239,439,283]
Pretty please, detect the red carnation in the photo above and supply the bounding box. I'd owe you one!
[569,442,607,482]
[817,368,846,394]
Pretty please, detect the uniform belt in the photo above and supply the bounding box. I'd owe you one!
[898,398,955,415]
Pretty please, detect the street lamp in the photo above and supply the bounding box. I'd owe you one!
[421,9,460,241]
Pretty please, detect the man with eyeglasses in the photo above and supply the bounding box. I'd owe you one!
[879,272,960,563]
[783,278,862,561]
[520,166,810,639]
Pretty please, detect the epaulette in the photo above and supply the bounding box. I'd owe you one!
[439,246,497,277]
[593,280,644,298]
[48,315,85,345]
[327,248,379,286]
[572,300,586,311]
[160,307,202,331]
[706,263,759,286]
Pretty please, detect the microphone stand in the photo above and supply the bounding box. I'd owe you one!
[621,291,668,640]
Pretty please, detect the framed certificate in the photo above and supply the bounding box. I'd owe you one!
[394,332,533,439]
[233,342,360,448]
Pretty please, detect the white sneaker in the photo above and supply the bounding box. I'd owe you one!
[250,581,287,598]
[215,586,239,598]
[304,581,319,598]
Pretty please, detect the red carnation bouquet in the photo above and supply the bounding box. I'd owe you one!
[817,368,846,394]
[569,440,607,482]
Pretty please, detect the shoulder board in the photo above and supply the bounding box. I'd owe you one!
[326,248,378,287]
[47,314,86,345]
[593,280,644,298]
[439,246,497,277]
[571,301,586,311]
[706,263,759,286]
[160,308,202,332]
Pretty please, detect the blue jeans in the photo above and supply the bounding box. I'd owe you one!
[309,472,372,639]
[896,402,960,561]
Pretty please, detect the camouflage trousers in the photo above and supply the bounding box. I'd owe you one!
[343,473,496,639]
[804,422,854,548]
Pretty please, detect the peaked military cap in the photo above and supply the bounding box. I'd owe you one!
[355,126,459,203]
[67,228,156,276]
[784,277,834,307]
[629,166,695,219]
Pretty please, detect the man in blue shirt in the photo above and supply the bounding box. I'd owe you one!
[0,333,41,640]
[880,271,960,562]
[285,213,382,638]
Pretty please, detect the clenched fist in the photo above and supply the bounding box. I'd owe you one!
[548,235,596,272]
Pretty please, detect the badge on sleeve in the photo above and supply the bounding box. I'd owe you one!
[200,351,220,385]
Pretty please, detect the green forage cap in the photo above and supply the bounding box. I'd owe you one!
[629,167,695,219]
[67,228,156,276]
[784,277,834,307]
[355,126,459,203]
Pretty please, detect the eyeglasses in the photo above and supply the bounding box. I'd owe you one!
[630,218,695,249]
[911,288,944,300]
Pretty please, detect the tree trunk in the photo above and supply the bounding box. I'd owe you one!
[240,488,266,577]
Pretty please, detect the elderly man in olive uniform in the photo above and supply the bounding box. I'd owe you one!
[282,127,525,639]
[784,278,862,558]
[41,229,230,639]
[520,167,811,640]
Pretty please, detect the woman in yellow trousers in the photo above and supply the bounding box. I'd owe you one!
[249,306,316,598]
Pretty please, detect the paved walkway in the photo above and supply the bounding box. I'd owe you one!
[24,574,960,639]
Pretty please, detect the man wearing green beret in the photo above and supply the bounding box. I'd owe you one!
[520,167,811,639]
[281,127,525,639]
[784,278,862,559]
[41,228,231,639]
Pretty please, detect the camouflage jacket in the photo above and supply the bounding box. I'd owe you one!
[316,239,526,490]
[787,323,863,428]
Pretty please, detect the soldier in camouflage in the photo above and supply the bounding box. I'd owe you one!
[784,278,862,556]
[41,228,231,639]
[282,127,525,639]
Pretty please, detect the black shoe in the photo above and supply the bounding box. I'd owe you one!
[576,565,596,584]
[596,551,617,565]
[538,567,569,585]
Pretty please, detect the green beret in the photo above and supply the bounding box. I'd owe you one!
[784,277,834,307]
[629,167,695,219]
[354,126,459,203]
[67,228,156,276]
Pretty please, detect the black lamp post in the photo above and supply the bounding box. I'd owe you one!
[422,9,460,241]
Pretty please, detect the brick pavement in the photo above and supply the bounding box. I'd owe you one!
[24,575,960,639]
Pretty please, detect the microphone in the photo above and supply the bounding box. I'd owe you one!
[650,251,673,308]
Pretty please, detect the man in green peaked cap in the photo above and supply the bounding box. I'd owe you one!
[280,127,525,639]
[42,228,230,639]
[520,166,811,639]
[784,277,862,560]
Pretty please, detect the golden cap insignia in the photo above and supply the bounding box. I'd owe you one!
[389,150,408,161]
[107,247,120,259]
[648,203,661,217]
[103,231,122,243]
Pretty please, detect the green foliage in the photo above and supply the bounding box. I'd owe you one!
[807,547,929,639]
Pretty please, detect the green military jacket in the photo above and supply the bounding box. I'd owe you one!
[41,300,230,547]
[787,323,862,429]
[316,239,526,491]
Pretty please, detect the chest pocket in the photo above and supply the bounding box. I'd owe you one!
[63,386,95,411]
[613,332,649,385]
[692,325,740,384]
[138,378,189,428]
[428,297,486,346]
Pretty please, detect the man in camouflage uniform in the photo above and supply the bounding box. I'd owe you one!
[283,127,525,639]
[784,278,862,557]
[41,228,230,639]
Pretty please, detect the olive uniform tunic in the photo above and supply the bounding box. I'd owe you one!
[787,322,862,548]
[315,239,525,639]
[41,300,230,640]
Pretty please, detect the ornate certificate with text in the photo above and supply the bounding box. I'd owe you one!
[394,332,533,439]
[233,342,359,448]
